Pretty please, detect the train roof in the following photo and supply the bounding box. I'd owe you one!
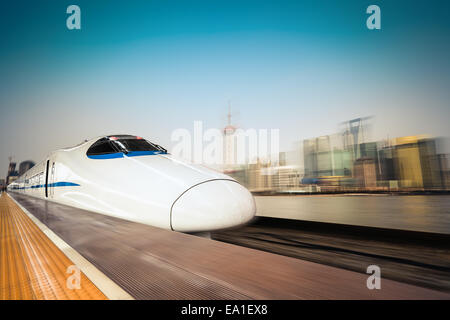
[61,134,138,151]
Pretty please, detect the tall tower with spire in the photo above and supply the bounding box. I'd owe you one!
[223,101,237,171]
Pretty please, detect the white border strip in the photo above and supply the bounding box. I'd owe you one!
[8,193,134,300]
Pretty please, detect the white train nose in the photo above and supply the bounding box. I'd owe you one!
[170,179,256,232]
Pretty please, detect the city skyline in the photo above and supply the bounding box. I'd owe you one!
[1,0,450,176]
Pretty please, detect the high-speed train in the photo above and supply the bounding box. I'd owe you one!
[8,134,256,232]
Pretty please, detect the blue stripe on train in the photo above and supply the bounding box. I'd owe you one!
[87,153,124,159]
[87,150,166,159]
[49,182,80,187]
[15,182,80,190]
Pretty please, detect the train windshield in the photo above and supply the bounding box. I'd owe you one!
[86,138,117,156]
[111,137,167,153]
[87,135,167,157]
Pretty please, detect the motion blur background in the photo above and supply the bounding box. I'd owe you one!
[1,0,450,295]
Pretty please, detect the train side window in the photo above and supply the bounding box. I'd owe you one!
[115,138,162,152]
[86,138,118,156]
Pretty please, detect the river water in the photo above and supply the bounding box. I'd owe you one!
[254,195,450,234]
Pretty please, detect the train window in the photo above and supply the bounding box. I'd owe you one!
[87,135,167,158]
[114,139,165,153]
[86,138,119,156]
[108,135,167,153]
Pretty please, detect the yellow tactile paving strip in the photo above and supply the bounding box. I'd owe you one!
[0,193,107,300]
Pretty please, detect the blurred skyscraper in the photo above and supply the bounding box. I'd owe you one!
[391,136,444,190]
[18,161,35,176]
[6,161,18,184]
[303,135,333,178]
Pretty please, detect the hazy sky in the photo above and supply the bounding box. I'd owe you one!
[1,0,450,176]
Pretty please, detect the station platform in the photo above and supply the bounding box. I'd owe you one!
[0,193,106,300]
[2,192,450,300]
